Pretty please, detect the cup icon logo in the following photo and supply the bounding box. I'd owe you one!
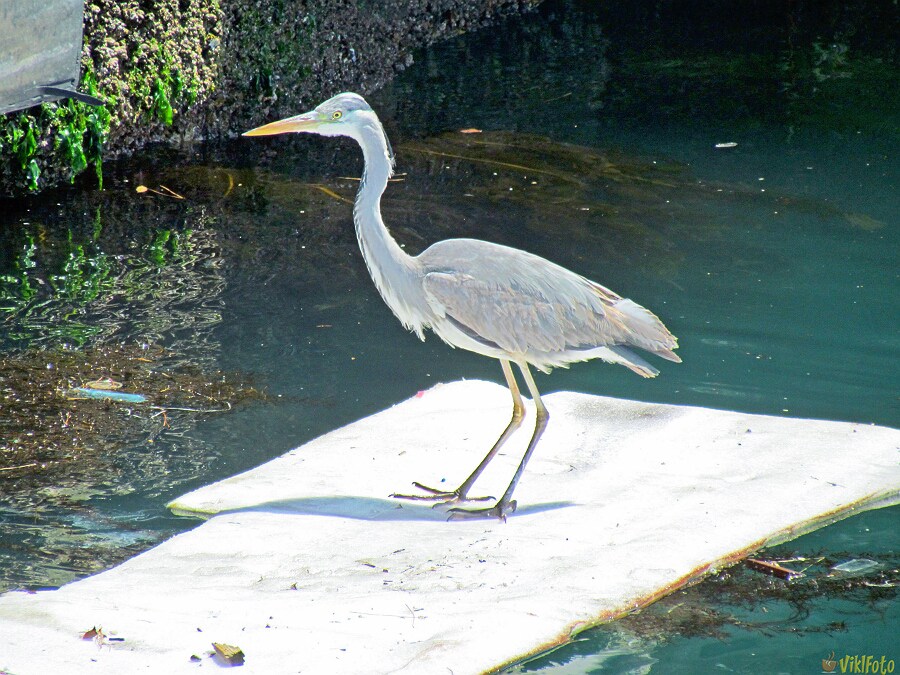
[822,651,837,673]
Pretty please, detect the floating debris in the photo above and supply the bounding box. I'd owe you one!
[598,549,899,647]
[135,184,185,199]
[831,558,880,575]
[745,557,804,580]
[66,388,147,403]
[83,378,123,391]
[1,343,263,479]
[0,342,266,592]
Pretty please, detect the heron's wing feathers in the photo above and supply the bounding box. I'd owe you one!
[419,239,679,362]
[424,270,601,354]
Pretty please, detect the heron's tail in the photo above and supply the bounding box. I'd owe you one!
[609,297,681,364]
[607,345,660,378]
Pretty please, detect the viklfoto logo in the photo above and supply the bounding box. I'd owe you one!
[821,651,896,674]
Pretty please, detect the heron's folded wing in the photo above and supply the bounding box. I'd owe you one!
[422,271,612,355]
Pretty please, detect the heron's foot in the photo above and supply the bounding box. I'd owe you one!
[390,481,494,505]
[447,500,517,523]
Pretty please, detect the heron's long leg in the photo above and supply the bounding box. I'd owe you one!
[448,362,548,522]
[391,359,525,504]
[436,359,525,497]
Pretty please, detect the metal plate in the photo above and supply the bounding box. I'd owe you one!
[0,0,100,114]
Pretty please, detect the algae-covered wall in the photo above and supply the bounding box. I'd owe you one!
[0,0,539,197]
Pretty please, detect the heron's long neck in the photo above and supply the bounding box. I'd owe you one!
[353,123,426,335]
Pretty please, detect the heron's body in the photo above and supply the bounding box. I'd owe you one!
[245,92,680,520]
[405,238,675,375]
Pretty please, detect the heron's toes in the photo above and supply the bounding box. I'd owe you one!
[391,482,493,504]
[446,500,517,523]
[429,494,494,511]
[390,490,452,501]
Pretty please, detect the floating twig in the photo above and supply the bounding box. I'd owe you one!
[0,462,40,473]
[308,183,354,204]
[746,558,804,580]
[135,184,185,200]
[148,401,233,414]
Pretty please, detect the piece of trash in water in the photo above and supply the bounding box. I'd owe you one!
[212,642,245,666]
[745,558,803,580]
[84,377,123,390]
[831,558,880,574]
[66,388,147,403]
[714,142,738,148]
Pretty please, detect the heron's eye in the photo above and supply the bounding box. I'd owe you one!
[331,111,342,120]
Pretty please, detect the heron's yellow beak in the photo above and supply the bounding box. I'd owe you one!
[242,113,319,137]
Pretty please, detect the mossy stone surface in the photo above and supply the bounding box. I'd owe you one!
[0,0,540,196]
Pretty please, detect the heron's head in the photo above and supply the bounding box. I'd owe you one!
[243,92,375,139]
[243,92,395,172]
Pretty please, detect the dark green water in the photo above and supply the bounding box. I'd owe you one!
[1,0,898,672]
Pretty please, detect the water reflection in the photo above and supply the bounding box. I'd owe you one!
[0,202,225,360]
[0,185,252,589]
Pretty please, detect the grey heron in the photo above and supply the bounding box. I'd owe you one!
[244,92,680,521]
